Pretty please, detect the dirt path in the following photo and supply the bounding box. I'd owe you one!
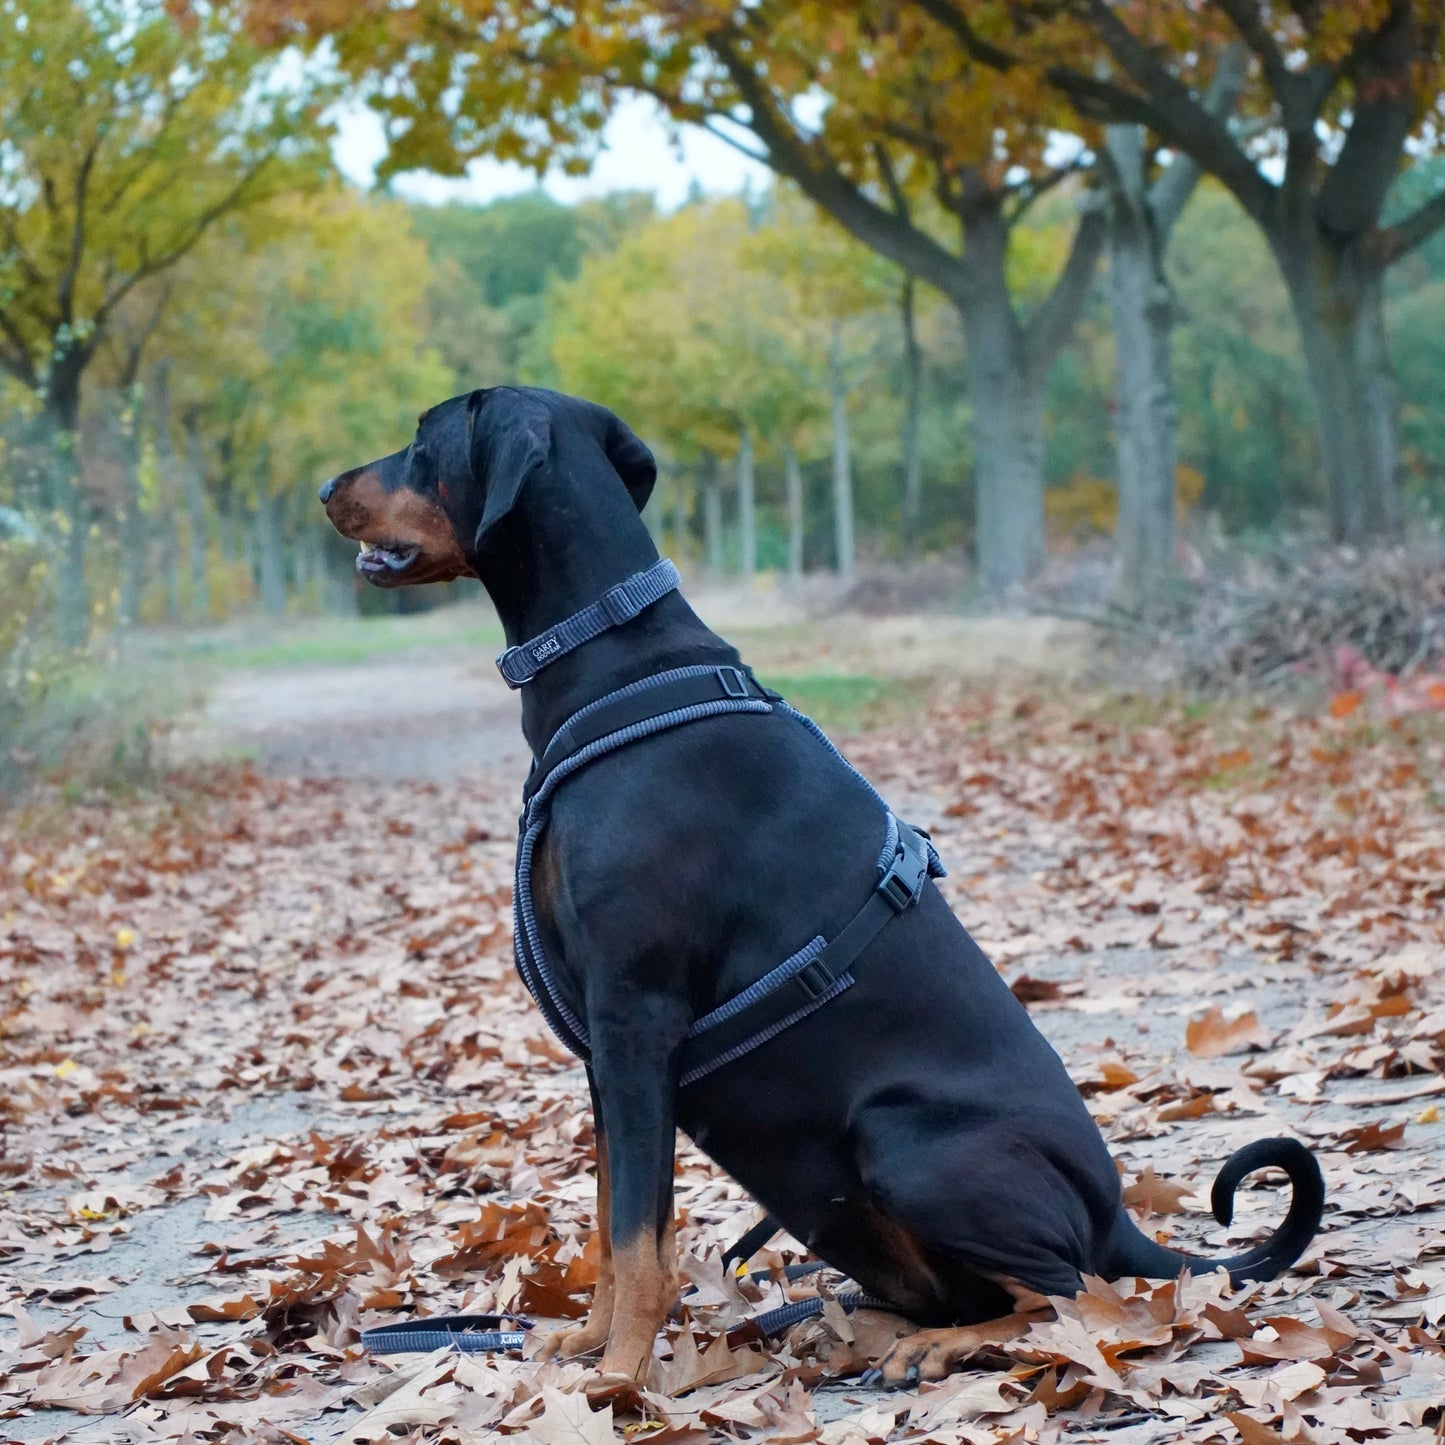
[167,600,1099,783]
[5,626,1444,1443]
[177,651,529,783]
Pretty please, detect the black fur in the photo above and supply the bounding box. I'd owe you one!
[324,385,1325,1324]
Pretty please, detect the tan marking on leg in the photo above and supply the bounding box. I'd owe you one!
[539,1141,614,1361]
[993,1274,1051,1313]
[874,1309,1049,1385]
[596,1224,678,1382]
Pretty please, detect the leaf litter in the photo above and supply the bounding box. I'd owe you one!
[1,694,1443,1442]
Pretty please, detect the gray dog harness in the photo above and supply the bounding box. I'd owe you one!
[505,560,944,1086]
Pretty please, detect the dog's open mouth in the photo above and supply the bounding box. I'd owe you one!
[356,539,422,582]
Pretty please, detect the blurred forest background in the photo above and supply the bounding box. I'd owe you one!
[5,1,1445,786]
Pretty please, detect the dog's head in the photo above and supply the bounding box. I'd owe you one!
[318,386,657,588]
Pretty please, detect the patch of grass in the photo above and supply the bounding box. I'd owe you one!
[762,670,934,732]
[2,657,200,799]
[149,609,506,672]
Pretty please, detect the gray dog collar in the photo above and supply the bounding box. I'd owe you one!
[495,558,681,688]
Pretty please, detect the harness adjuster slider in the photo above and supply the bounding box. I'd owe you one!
[600,582,637,625]
[717,666,752,699]
[795,958,836,1001]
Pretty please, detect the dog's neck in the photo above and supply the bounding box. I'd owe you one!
[476,461,737,758]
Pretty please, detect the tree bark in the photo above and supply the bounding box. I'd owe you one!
[254,487,287,618]
[955,206,1043,592]
[701,451,724,575]
[954,186,1104,593]
[671,475,689,563]
[1106,125,1179,608]
[784,442,804,585]
[829,340,855,581]
[1273,230,1401,543]
[900,276,925,555]
[181,410,211,622]
[736,425,756,577]
[43,354,88,649]
[117,386,146,630]
[149,366,183,623]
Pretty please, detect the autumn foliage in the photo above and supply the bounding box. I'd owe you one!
[3,690,1444,1438]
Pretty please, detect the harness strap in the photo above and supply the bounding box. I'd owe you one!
[513,665,944,1085]
[675,821,931,1087]
[525,665,774,806]
[497,558,680,688]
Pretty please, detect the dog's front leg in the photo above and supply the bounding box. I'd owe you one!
[541,1076,615,1361]
[586,996,683,1384]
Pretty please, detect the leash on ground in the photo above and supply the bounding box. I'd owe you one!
[360,1216,892,1355]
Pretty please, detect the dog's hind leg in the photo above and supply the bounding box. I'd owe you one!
[846,1115,1110,1383]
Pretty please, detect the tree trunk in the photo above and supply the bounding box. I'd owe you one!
[148,366,182,623]
[900,276,925,554]
[736,425,757,577]
[701,451,724,575]
[181,411,211,621]
[118,386,146,630]
[1273,229,1402,544]
[43,361,88,648]
[1106,126,1179,608]
[254,488,287,618]
[784,442,804,585]
[829,342,855,581]
[671,477,689,562]
[955,205,1045,593]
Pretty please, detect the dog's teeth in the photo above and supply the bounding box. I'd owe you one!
[359,541,374,555]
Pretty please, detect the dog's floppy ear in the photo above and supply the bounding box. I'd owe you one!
[467,388,551,551]
[604,412,657,513]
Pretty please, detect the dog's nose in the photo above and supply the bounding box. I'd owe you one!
[319,476,339,504]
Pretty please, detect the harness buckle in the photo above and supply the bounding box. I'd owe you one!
[717,666,751,699]
[877,830,928,913]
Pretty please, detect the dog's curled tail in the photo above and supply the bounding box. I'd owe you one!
[1108,1137,1324,1285]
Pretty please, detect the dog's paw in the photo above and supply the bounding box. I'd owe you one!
[865,1325,1006,1387]
[537,1322,609,1363]
[581,1370,648,1409]
[865,1315,1041,1388]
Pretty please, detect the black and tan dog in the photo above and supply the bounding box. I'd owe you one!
[319,385,1324,1386]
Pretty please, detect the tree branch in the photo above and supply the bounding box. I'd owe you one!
[114,280,175,389]
[1022,195,1107,379]
[1061,0,1276,226]
[1377,185,1445,264]
[710,32,970,302]
[1211,0,1294,103]
[0,311,37,388]
[91,154,277,337]
[1005,154,1089,226]
[699,116,769,166]
[56,137,102,326]
[911,0,1020,72]
[1314,5,1420,240]
[1150,42,1249,239]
